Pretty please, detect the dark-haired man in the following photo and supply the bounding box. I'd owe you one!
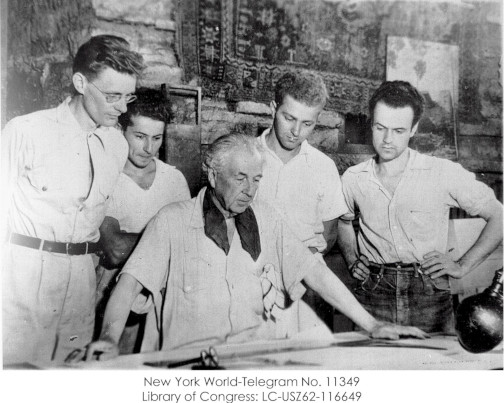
[337,80,503,333]
[2,35,144,365]
[94,87,190,352]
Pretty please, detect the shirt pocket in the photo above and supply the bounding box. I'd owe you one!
[182,257,213,293]
[405,208,435,243]
[25,159,64,193]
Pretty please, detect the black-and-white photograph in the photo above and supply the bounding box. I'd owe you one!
[0,0,502,401]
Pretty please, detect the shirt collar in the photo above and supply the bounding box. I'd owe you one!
[56,96,118,138]
[353,148,433,174]
[192,187,261,261]
[261,127,311,165]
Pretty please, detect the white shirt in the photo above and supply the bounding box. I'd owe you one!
[123,188,317,351]
[255,129,348,252]
[341,149,498,263]
[1,97,128,243]
[105,158,190,233]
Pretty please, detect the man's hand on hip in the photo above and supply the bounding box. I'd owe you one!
[421,250,464,279]
[349,255,371,281]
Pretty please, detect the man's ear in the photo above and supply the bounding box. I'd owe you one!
[269,100,277,119]
[208,168,217,189]
[72,72,86,95]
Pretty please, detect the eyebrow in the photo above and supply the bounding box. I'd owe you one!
[375,122,407,130]
[132,131,163,136]
[235,172,263,178]
[283,112,314,123]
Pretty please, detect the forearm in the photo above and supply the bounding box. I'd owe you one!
[458,202,503,276]
[304,263,378,333]
[336,218,360,266]
[99,273,143,343]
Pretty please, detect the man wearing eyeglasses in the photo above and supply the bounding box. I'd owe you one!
[72,133,427,362]
[337,81,503,333]
[1,35,144,365]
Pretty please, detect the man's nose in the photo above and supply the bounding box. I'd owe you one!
[291,122,301,137]
[383,129,393,143]
[143,139,153,154]
[242,179,256,197]
[115,97,128,113]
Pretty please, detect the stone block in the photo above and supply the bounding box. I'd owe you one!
[236,101,271,115]
[458,137,502,162]
[201,121,257,144]
[460,120,502,137]
[202,109,236,122]
[139,65,183,87]
[202,99,229,111]
[94,21,176,64]
[317,110,344,128]
[459,159,503,174]
[92,0,175,30]
[307,128,340,154]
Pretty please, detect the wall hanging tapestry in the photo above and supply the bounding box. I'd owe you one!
[178,0,388,115]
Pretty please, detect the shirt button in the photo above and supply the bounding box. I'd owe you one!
[42,186,47,191]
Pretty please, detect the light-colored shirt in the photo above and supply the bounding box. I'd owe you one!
[341,149,498,264]
[255,129,347,252]
[106,158,190,233]
[121,188,319,351]
[1,97,128,242]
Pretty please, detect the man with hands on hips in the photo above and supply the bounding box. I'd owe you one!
[337,81,503,333]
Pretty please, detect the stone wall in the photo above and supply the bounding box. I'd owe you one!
[2,0,502,198]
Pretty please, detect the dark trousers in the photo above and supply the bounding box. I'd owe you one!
[353,265,455,334]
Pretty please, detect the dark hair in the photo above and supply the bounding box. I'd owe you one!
[73,35,144,79]
[118,87,172,129]
[274,71,328,108]
[369,81,424,127]
[203,133,264,175]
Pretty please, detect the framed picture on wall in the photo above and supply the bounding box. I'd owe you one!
[386,36,459,160]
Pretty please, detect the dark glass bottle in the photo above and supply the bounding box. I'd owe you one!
[455,268,503,353]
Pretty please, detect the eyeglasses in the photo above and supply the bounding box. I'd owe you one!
[88,81,137,104]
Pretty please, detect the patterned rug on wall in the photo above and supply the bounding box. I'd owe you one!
[178,0,386,115]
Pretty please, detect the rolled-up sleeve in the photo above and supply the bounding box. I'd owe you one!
[120,208,172,312]
[320,161,348,221]
[340,170,357,221]
[444,160,497,216]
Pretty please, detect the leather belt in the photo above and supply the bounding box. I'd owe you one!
[368,261,421,274]
[9,233,100,255]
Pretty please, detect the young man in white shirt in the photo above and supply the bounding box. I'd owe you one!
[255,71,348,333]
[95,88,190,352]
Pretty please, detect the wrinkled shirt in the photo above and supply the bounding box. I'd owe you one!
[341,149,497,263]
[121,188,319,351]
[255,129,347,252]
[1,97,128,243]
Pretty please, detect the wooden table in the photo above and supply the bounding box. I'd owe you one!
[63,331,503,370]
